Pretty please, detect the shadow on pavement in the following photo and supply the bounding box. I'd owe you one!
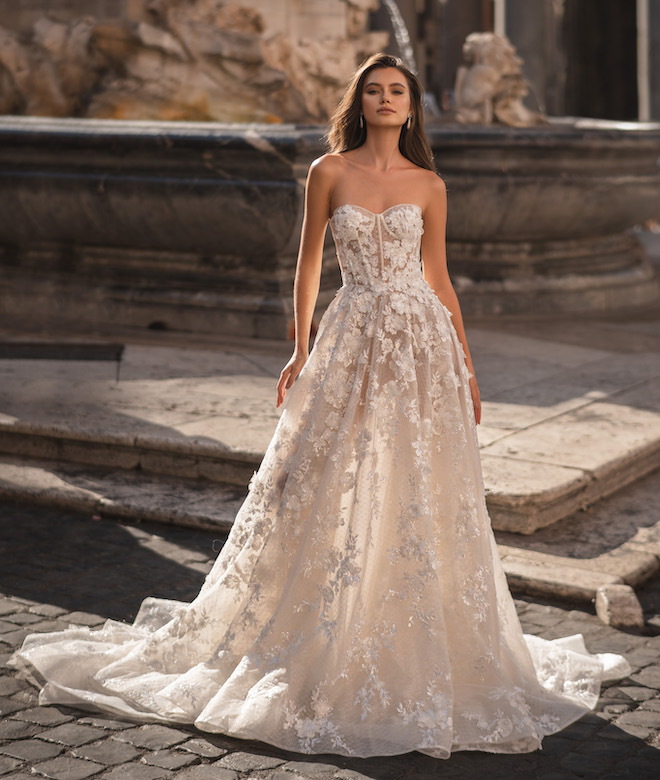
[0,500,223,621]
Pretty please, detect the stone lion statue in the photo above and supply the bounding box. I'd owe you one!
[454,32,545,127]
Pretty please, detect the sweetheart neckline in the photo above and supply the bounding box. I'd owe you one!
[330,203,423,220]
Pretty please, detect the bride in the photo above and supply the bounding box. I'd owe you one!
[9,53,630,759]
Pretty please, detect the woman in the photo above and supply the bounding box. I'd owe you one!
[9,53,630,759]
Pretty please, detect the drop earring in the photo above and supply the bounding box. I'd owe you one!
[407,115,412,130]
[359,113,364,129]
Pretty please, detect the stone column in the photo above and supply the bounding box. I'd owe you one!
[651,0,660,120]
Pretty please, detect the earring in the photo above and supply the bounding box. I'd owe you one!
[359,113,364,129]
[407,115,412,130]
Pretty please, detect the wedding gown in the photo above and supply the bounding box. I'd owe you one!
[8,203,631,759]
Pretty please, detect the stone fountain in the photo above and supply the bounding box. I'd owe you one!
[0,4,658,338]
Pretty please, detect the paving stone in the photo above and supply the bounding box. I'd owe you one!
[29,755,103,779]
[639,698,660,712]
[102,764,173,780]
[0,621,19,634]
[28,604,69,618]
[10,687,39,706]
[4,612,44,626]
[574,737,634,760]
[0,738,63,761]
[0,696,25,716]
[176,738,228,758]
[114,725,191,750]
[1,775,36,780]
[601,686,638,702]
[28,620,74,634]
[76,717,134,730]
[0,756,21,775]
[555,719,600,741]
[279,760,342,774]
[0,628,32,646]
[602,703,635,718]
[12,707,74,726]
[0,599,21,616]
[37,723,103,747]
[560,752,611,777]
[613,722,653,740]
[539,736,577,756]
[613,755,660,777]
[615,709,660,729]
[217,751,286,771]
[629,665,660,689]
[176,767,238,780]
[0,718,43,739]
[72,739,141,766]
[59,612,105,627]
[618,686,659,702]
[141,748,198,769]
[0,676,26,696]
[624,644,660,670]
[538,773,580,780]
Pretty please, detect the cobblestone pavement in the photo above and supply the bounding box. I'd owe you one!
[0,501,659,780]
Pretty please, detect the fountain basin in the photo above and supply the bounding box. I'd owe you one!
[0,117,329,338]
[431,118,660,314]
[0,116,658,337]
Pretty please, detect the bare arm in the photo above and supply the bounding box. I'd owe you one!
[421,177,481,423]
[276,157,333,408]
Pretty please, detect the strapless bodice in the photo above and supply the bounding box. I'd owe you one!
[329,203,426,293]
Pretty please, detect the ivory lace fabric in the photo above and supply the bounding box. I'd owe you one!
[9,204,631,759]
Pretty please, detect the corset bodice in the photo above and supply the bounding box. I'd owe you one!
[329,203,426,293]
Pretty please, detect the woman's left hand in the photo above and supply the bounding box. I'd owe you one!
[469,374,481,424]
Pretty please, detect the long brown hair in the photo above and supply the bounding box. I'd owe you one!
[326,53,435,172]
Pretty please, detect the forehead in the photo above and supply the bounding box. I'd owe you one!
[364,67,408,88]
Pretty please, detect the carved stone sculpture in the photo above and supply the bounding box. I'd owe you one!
[454,32,545,127]
[0,0,387,123]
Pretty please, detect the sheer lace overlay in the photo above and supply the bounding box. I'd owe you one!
[8,204,631,759]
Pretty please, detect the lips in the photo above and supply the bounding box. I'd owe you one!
[377,108,395,114]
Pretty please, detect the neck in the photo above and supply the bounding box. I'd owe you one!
[359,126,404,170]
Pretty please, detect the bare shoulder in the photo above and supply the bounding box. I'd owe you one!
[309,153,346,180]
[418,168,446,198]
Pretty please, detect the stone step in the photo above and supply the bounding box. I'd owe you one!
[0,421,261,487]
[0,454,245,532]
[0,454,657,610]
[1,411,660,537]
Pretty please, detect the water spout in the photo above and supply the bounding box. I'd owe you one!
[381,0,417,74]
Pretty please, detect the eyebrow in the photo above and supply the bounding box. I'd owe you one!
[365,81,407,89]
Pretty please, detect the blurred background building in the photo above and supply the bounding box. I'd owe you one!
[380,0,660,121]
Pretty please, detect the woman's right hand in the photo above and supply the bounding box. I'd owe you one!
[276,352,308,408]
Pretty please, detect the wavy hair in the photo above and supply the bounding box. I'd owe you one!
[326,53,435,172]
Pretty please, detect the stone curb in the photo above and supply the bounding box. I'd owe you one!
[486,437,660,534]
[0,423,261,486]
[2,418,660,537]
[1,455,658,611]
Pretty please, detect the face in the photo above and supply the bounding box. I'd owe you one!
[361,67,412,128]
